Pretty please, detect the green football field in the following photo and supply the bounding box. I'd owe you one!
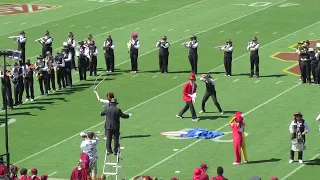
[1,0,320,179]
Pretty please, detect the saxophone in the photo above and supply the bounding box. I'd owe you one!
[35,64,42,81]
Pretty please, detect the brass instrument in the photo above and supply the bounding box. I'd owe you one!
[35,36,45,42]
[215,45,224,49]
[297,42,304,53]
[89,46,94,62]
[8,36,19,39]
[35,65,43,80]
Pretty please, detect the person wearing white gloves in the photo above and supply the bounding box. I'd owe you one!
[100,98,132,155]
[176,73,198,122]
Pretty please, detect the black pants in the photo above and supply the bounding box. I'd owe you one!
[159,54,169,73]
[90,56,97,76]
[300,60,311,83]
[70,49,76,70]
[13,82,24,104]
[105,53,115,72]
[250,56,259,76]
[311,61,318,83]
[178,101,197,119]
[19,49,26,66]
[38,74,48,95]
[1,85,13,108]
[189,54,198,74]
[78,56,87,80]
[56,67,66,89]
[224,56,232,75]
[47,71,56,91]
[24,78,34,99]
[130,53,138,71]
[315,60,320,84]
[290,135,306,160]
[106,129,120,153]
[42,47,52,59]
[201,92,223,112]
[65,61,72,87]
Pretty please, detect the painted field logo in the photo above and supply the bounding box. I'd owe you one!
[271,40,320,76]
[0,4,59,15]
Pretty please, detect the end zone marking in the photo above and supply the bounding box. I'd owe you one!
[276,81,282,84]
[254,80,260,83]
[233,79,239,82]
[168,29,174,31]
[280,153,320,180]
[69,25,75,27]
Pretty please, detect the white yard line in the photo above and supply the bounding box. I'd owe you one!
[129,82,301,179]
[0,0,126,37]
[48,171,57,176]
[280,154,320,180]
[14,0,314,166]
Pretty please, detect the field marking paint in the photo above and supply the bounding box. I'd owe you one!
[14,0,309,165]
[4,22,10,24]
[172,77,177,79]
[0,0,126,37]
[135,27,140,30]
[272,32,278,34]
[152,28,157,30]
[152,75,158,79]
[237,31,242,33]
[309,33,314,35]
[52,24,58,26]
[219,30,224,33]
[85,26,91,29]
[132,74,138,78]
[214,78,218,81]
[254,80,260,83]
[101,26,108,29]
[69,25,75,27]
[129,83,301,179]
[280,153,320,180]
[255,31,259,34]
[48,172,57,176]
[0,119,17,128]
[234,4,247,6]
[233,79,239,82]
[20,23,26,25]
[185,29,190,32]
[168,29,174,31]
[276,81,282,84]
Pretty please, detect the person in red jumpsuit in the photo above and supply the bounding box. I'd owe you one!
[229,114,244,165]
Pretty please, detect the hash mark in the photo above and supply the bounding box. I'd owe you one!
[185,29,190,32]
[4,22,10,24]
[69,25,75,27]
[309,33,314,35]
[152,28,157,30]
[168,29,174,31]
[276,81,282,84]
[219,31,224,33]
[272,32,277,34]
[255,32,259,34]
[172,77,177,79]
[132,75,138,78]
[20,23,26,25]
[101,26,107,29]
[214,78,219,81]
[135,28,140,30]
[237,31,242,33]
[52,24,58,26]
[254,80,260,83]
[233,79,239,82]
[85,26,90,28]
[152,76,158,79]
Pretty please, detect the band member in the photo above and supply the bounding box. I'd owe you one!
[309,48,318,84]
[229,111,248,163]
[54,52,66,89]
[63,46,73,87]
[10,30,27,66]
[128,33,140,73]
[78,41,87,80]
[289,112,310,164]
[23,59,35,101]
[199,74,223,114]
[297,45,311,83]
[218,39,233,76]
[316,113,320,135]
[37,30,53,58]
[88,41,98,76]
[156,36,170,73]
[100,98,131,155]
[35,55,49,95]
[247,37,260,78]
[45,51,56,92]
[86,34,94,71]
[9,165,19,180]
[10,62,24,105]
[229,114,244,165]
[103,35,115,73]
[184,35,199,74]
[176,73,198,122]
[67,32,76,70]
[315,46,320,85]
[0,66,13,110]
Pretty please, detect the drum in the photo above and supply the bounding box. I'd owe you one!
[291,138,304,152]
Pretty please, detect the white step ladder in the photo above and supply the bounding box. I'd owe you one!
[102,146,126,180]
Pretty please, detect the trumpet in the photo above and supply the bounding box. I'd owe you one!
[34,36,45,42]
[215,45,224,49]
[8,36,19,39]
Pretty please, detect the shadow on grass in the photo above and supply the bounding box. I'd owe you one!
[120,135,151,139]
[247,158,281,164]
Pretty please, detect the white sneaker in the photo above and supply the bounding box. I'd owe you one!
[243,161,248,163]
[299,160,303,164]
[192,118,199,122]
[199,110,204,113]
[176,115,182,118]
[232,162,240,165]
[220,111,224,114]
[131,71,134,73]
[289,159,293,163]
[25,99,30,102]
[133,71,137,73]
[31,99,34,102]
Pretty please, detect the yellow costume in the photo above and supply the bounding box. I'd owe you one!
[229,116,248,162]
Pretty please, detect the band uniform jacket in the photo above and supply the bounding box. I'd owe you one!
[100,105,129,130]
[182,82,197,102]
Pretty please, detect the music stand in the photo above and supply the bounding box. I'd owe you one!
[0,49,21,177]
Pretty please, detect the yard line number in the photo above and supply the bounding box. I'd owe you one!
[241,2,299,7]
[86,0,148,3]
[166,128,249,143]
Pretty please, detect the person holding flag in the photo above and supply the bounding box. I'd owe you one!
[229,111,248,163]
[229,113,245,165]
[176,73,198,122]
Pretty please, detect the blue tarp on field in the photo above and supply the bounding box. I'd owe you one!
[181,128,224,139]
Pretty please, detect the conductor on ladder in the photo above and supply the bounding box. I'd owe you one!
[100,98,132,155]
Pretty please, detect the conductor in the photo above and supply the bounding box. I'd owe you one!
[100,98,131,155]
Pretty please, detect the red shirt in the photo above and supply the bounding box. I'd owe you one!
[182,82,197,102]
[193,172,209,180]
[211,175,227,180]
[0,164,7,176]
